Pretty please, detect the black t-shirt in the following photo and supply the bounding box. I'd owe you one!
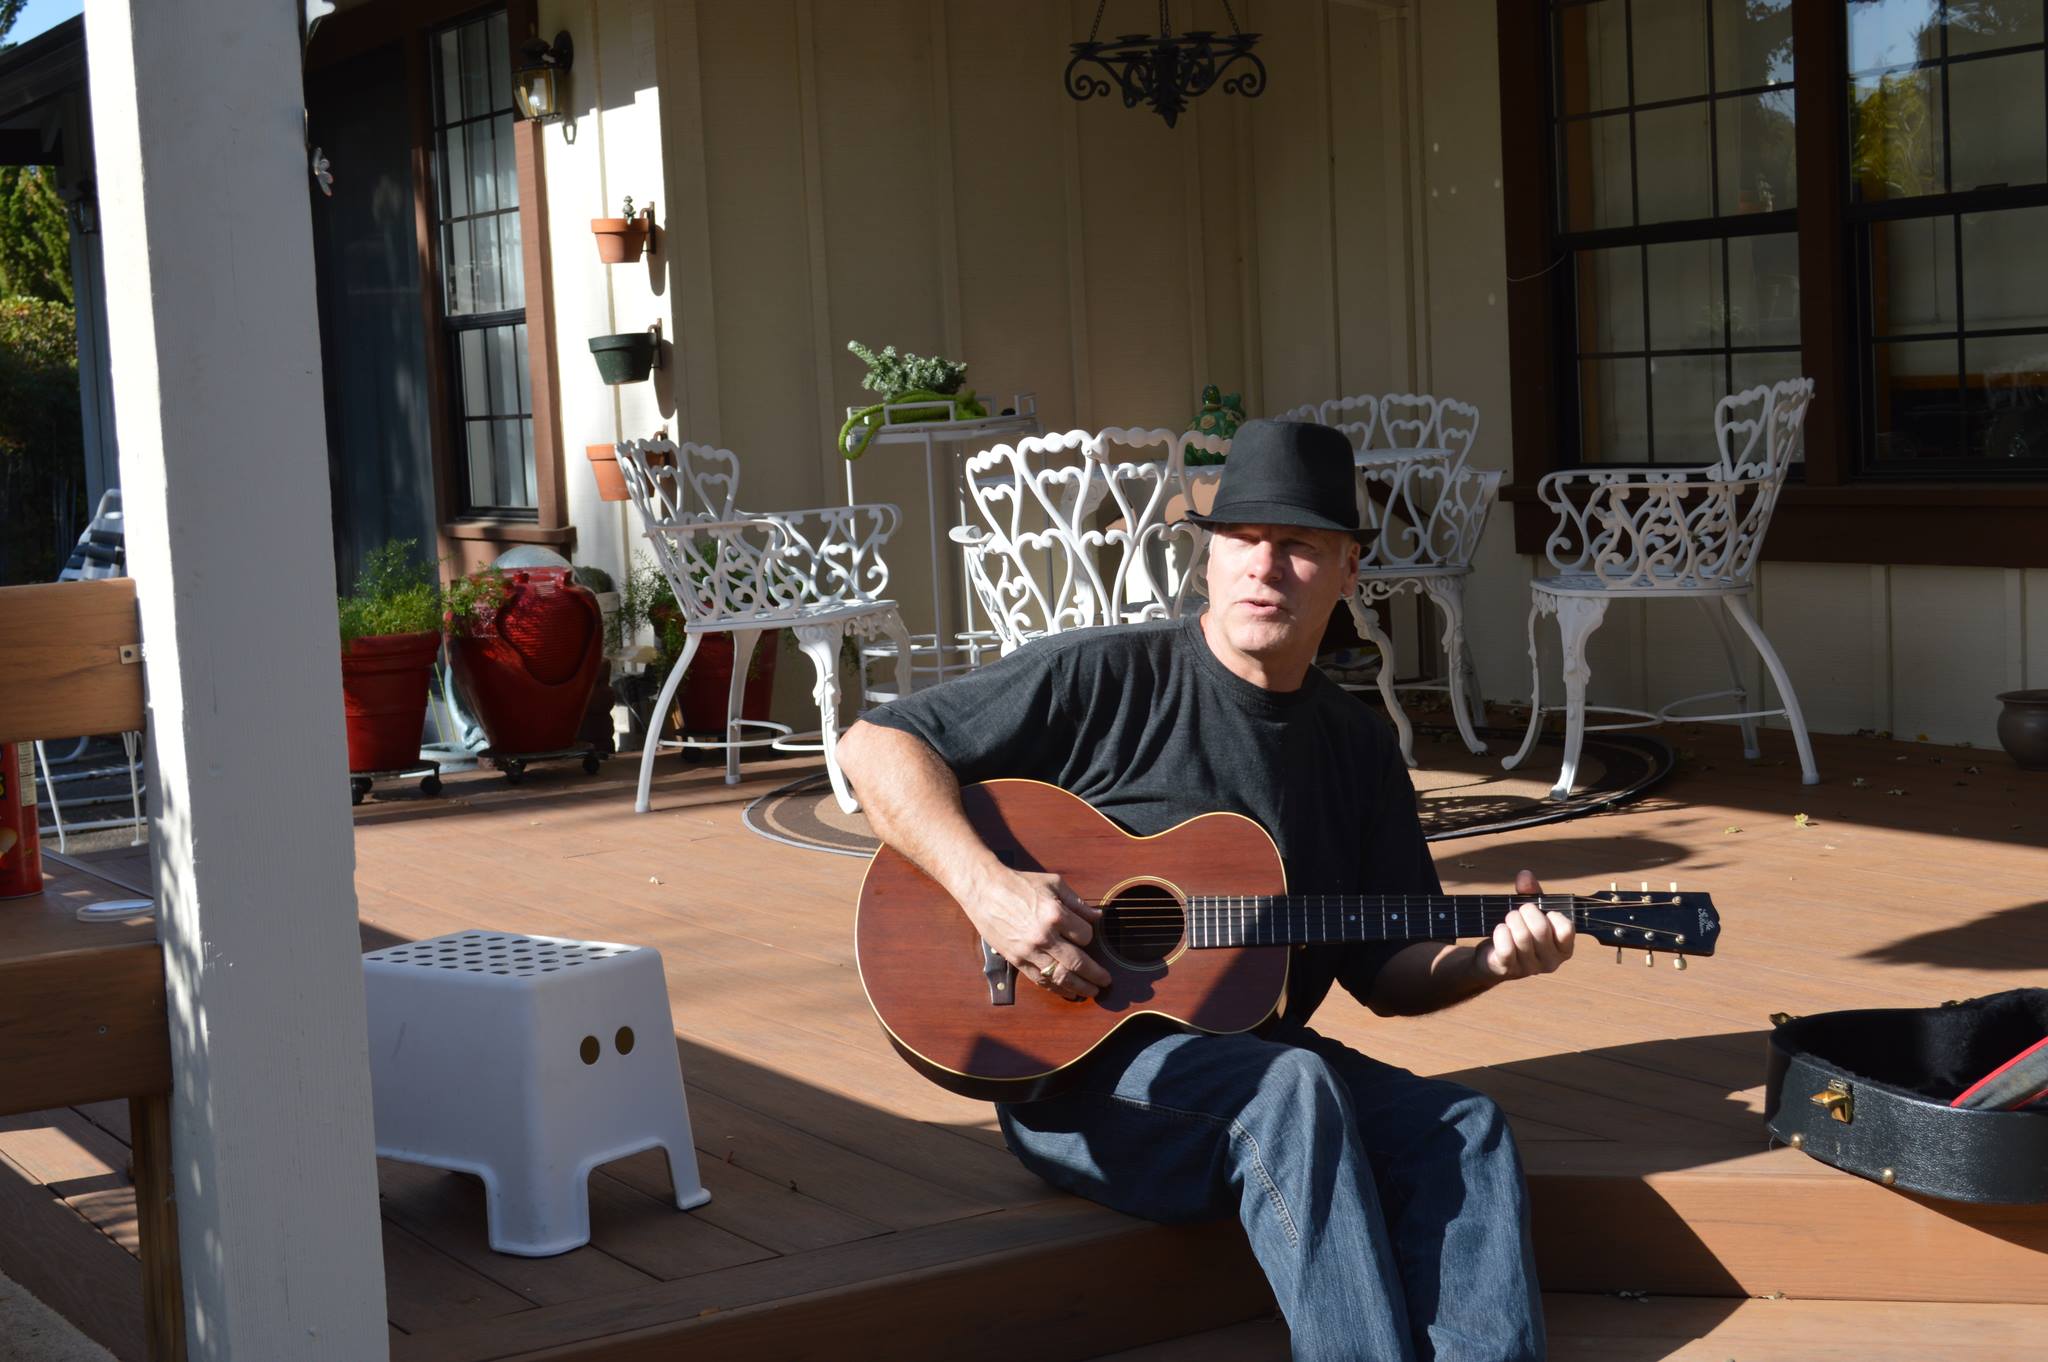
[863,612,1444,1028]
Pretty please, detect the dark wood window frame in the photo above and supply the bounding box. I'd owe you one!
[1500,0,2048,569]
[307,0,571,562]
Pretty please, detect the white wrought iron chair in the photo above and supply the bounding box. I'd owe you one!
[1282,391,1491,766]
[952,428,1212,655]
[1503,378,1819,799]
[615,438,913,815]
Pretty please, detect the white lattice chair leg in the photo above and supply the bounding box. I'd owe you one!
[1504,597,1552,776]
[1346,596,1417,767]
[1550,595,1610,800]
[364,931,711,1258]
[636,632,703,814]
[793,621,857,814]
[725,627,766,786]
[1419,575,1487,756]
[1723,594,1819,786]
[1693,598,1759,759]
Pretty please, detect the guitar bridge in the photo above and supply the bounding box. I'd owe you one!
[980,938,1016,1006]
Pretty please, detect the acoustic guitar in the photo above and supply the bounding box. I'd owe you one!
[856,780,1720,1101]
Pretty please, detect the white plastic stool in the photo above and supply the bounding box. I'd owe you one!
[363,930,711,1256]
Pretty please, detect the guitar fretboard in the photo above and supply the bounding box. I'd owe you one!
[1185,894,1580,949]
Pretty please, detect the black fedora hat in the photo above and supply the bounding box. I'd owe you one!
[1186,418,1359,535]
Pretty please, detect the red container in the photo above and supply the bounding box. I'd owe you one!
[0,741,44,899]
[677,631,780,735]
[449,569,605,754]
[341,631,443,773]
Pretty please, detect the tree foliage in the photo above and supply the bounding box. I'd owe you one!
[0,166,71,304]
[0,295,82,583]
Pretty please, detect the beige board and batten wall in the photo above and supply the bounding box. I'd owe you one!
[541,0,2039,749]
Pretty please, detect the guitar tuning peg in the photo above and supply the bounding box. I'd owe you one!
[1640,881,1649,891]
[1610,881,1617,892]
[1614,945,1623,964]
[1674,955,1687,971]
[1669,881,1679,893]
[1643,951,1655,967]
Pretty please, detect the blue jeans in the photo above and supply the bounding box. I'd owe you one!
[997,1025,1543,1362]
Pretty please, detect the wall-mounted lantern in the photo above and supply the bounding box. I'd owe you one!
[513,31,574,123]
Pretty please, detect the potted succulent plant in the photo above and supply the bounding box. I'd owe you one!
[338,541,446,774]
[590,196,653,264]
[838,339,985,457]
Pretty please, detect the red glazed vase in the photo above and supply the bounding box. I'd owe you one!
[677,631,779,735]
[341,631,443,773]
[450,569,605,754]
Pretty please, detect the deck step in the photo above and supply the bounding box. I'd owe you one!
[1090,1295,2048,1361]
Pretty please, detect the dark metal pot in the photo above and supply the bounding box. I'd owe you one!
[1996,689,2048,769]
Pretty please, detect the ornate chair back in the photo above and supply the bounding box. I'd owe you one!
[957,427,1205,653]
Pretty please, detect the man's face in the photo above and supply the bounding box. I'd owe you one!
[1202,522,1360,662]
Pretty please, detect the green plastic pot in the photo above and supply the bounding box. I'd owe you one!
[589,328,658,385]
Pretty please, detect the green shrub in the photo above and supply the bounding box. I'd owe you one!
[0,294,82,585]
[338,540,444,646]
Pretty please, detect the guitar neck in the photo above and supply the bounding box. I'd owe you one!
[1186,894,1581,948]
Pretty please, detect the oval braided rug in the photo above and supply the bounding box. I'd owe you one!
[743,726,1674,858]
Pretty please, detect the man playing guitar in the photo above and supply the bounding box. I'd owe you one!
[835,419,1571,1361]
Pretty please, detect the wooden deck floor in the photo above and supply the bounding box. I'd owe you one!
[5,721,2047,1360]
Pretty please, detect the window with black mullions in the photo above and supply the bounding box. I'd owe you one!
[1553,0,1803,465]
[1849,0,2048,473]
[429,8,536,515]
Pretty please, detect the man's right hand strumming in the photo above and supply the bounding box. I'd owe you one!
[836,720,1110,1002]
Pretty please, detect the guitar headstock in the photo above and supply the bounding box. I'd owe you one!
[1573,884,1720,967]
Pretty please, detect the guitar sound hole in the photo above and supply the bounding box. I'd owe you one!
[1102,882,1185,969]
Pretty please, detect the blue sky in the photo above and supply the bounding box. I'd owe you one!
[8,0,84,45]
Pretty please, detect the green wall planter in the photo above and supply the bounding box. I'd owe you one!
[589,326,659,385]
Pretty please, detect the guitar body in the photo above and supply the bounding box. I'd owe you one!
[855,780,1289,1101]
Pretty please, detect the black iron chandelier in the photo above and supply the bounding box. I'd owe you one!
[1064,1,1266,129]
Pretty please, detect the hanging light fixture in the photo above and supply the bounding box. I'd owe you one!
[1064,1,1265,129]
[512,31,574,123]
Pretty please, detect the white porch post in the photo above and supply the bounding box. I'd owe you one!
[84,1,389,1357]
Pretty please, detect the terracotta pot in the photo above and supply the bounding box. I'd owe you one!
[586,442,629,501]
[341,631,442,773]
[591,215,649,264]
[450,570,606,753]
[1996,690,2048,769]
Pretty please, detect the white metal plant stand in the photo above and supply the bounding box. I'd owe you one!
[1503,378,1820,799]
[840,393,1041,681]
[617,438,913,815]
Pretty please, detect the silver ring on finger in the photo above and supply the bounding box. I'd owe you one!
[1038,961,1057,986]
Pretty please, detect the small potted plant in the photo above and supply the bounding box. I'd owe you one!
[338,541,446,774]
[589,321,661,385]
[838,339,985,457]
[591,196,654,264]
[446,564,606,755]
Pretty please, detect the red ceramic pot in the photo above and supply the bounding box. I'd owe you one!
[341,631,442,773]
[677,631,780,735]
[450,569,605,754]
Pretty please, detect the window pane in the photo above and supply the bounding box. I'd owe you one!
[1556,1,1631,116]
[438,30,463,128]
[460,19,490,122]
[1647,239,1724,349]
[1869,215,1956,335]
[1560,112,1634,230]
[1949,52,2047,191]
[1850,66,1945,199]
[1727,232,1801,346]
[1713,0,1795,90]
[487,11,512,113]
[466,422,494,507]
[1732,350,1805,400]
[1848,0,1941,75]
[520,422,538,508]
[514,323,532,414]
[445,221,474,314]
[1651,354,1725,456]
[493,113,519,215]
[489,324,519,421]
[1580,358,1650,461]
[1962,205,2048,326]
[1870,337,1963,462]
[466,120,496,215]
[1716,92,1798,213]
[1947,0,2044,56]
[1637,102,1715,222]
[1964,333,2048,463]
[501,209,525,311]
[493,420,532,510]
[472,215,502,314]
[443,120,469,218]
[1633,0,1710,102]
[459,329,489,417]
[1577,247,1645,352]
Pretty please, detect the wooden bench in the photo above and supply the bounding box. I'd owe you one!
[0,577,184,1360]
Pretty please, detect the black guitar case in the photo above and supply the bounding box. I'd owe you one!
[1764,989,2048,1204]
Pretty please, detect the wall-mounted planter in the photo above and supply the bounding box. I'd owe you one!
[591,204,655,264]
[1997,690,2048,769]
[585,442,628,501]
[589,324,660,385]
